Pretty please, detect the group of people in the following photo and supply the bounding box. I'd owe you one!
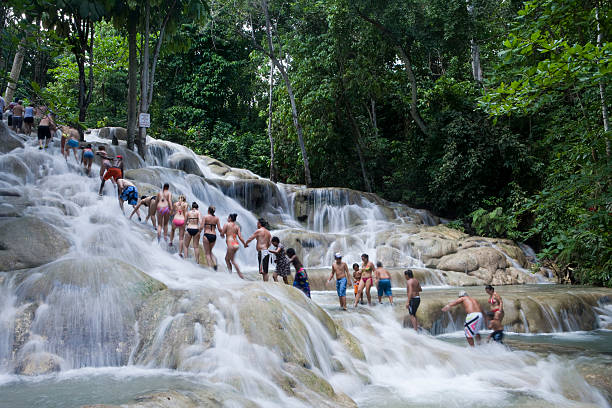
[2,98,36,136]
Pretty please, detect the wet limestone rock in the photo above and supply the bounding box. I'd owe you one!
[98,127,127,141]
[437,246,508,275]
[0,217,70,271]
[167,153,204,177]
[376,246,402,267]
[0,121,24,153]
[15,352,64,375]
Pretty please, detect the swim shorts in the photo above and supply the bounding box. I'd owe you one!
[491,330,504,343]
[464,312,484,339]
[37,125,51,140]
[377,279,392,297]
[408,296,420,316]
[120,185,138,205]
[84,151,94,159]
[336,277,347,297]
[258,250,270,274]
[103,167,122,181]
[67,138,79,148]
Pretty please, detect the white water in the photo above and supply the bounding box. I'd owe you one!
[0,126,609,407]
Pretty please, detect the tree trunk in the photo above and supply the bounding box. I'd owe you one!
[4,38,26,104]
[267,60,277,182]
[127,11,138,151]
[595,5,610,157]
[395,45,428,135]
[137,0,151,158]
[261,0,311,186]
[466,1,483,83]
[345,102,372,192]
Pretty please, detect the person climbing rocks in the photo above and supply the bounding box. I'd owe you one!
[354,253,375,307]
[183,202,202,262]
[442,291,484,347]
[156,183,173,242]
[287,248,310,298]
[221,213,246,278]
[269,236,290,284]
[96,146,113,195]
[81,144,94,175]
[327,252,351,310]
[404,269,422,331]
[117,178,139,215]
[11,100,24,132]
[37,113,55,149]
[60,125,80,162]
[245,218,272,281]
[23,103,34,136]
[130,195,157,227]
[488,314,504,344]
[374,261,393,305]
[201,206,222,270]
[169,194,188,256]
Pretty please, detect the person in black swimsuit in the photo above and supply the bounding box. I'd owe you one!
[200,206,222,270]
[183,202,202,262]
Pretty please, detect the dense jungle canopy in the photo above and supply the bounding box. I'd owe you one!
[1,0,610,286]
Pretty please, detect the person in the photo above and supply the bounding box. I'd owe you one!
[130,195,157,227]
[23,103,34,136]
[404,269,422,330]
[201,206,222,270]
[353,253,375,307]
[169,194,188,255]
[156,183,173,242]
[245,218,272,281]
[37,113,55,149]
[488,315,504,344]
[0,96,4,115]
[374,261,393,305]
[81,144,94,175]
[442,291,484,347]
[327,253,351,310]
[11,100,24,132]
[352,263,364,304]
[268,236,290,284]
[221,213,246,278]
[183,202,202,262]
[7,101,15,128]
[117,178,139,215]
[485,285,504,323]
[61,125,80,162]
[287,248,310,298]
[96,147,113,195]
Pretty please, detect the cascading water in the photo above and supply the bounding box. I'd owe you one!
[0,123,611,407]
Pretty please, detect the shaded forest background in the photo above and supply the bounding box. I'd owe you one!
[1,0,610,285]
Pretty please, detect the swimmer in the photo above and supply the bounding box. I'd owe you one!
[245,218,272,281]
[117,178,139,215]
[354,253,375,307]
[183,202,202,262]
[221,213,246,278]
[169,194,188,255]
[37,113,55,149]
[60,125,80,162]
[81,144,94,175]
[327,253,351,310]
[268,236,290,284]
[374,261,393,305]
[287,248,310,298]
[130,195,157,227]
[485,285,504,323]
[442,291,484,347]
[156,183,173,242]
[200,206,222,270]
[404,269,422,330]
[488,314,504,344]
[352,263,363,304]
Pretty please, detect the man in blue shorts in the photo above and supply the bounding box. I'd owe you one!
[327,253,351,310]
[375,262,393,305]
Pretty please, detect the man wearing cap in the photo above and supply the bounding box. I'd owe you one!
[442,291,484,346]
[327,253,351,310]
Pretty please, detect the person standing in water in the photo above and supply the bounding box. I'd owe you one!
[354,253,375,307]
[23,103,34,136]
[488,315,504,344]
[130,195,157,226]
[37,113,55,149]
[327,253,351,310]
[183,202,202,262]
[268,236,290,284]
[442,291,484,347]
[245,218,272,281]
[352,263,363,304]
[61,125,80,162]
[221,213,246,278]
[485,285,504,323]
[96,147,112,195]
[287,248,310,298]
[404,269,422,330]
[169,194,188,255]
[156,183,173,242]
[374,262,393,305]
[201,206,222,270]
[81,144,94,175]
[11,100,24,132]
[117,178,139,215]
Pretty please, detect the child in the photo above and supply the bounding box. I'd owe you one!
[287,248,310,298]
[81,144,94,175]
[269,236,290,284]
[352,263,363,304]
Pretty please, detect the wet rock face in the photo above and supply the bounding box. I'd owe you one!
[167,153,204,177]
[0,217,70,271]
[14,352,64,375]
[0,122,24,153]
[212,178,283,212]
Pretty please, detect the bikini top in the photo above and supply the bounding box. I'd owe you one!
[489,296,498,305]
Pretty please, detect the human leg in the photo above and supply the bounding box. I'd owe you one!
[365,279,372,305]
[178,226,185,257]
[193,233,201,263]
[203,236,212,266]
[353,280,365,307]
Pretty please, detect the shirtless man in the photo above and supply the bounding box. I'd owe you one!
[245,218,272,281]
[130,195,157,227]
[12,100,24,132]
[374,262,393,305]
[354,253,375,307]
[442,291,484,347]
[117,178,139,215]
[327,253,351,310]
[156,183,173,242]
[37,113,55,149]
[404,269,422,330]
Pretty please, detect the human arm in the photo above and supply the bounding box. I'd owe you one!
[238,227,247,246]
[406,283,414,308]
[497,294,503,312]
[216,218,223,237]
[345,264,352,286]
[245,229,258,245]
[441,298,463,312]
[327,267,335,283]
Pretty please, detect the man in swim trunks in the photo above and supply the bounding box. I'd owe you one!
[487,314,504,344]
[37,113,55,149]
[11,100,24,132]
[327,253,351,310]
[117,178,139,214]
[404,269,422,330]
[442,291,484,347]
[374,262,393,305]
[245,218,272,281]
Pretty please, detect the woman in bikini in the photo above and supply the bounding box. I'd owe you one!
[81,144,94,175]
[156,183,173,242]
[220,213,246,278]
[183,202,202,262]
[130,195,157,227]
[201,206,222,270]
[485,285,504,323]
[353,253,375,307]
[61,125,80,162]
[170,194,188,255]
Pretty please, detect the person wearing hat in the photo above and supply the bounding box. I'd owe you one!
[442,291,484,346]
[327,252,351,310]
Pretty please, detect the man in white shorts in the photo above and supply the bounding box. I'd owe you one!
[442,291,483,346]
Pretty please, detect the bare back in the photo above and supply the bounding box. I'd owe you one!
[254,228,271,251]
[157,190,171,209]
[202,214,220,234]
[461,297,483,314]
[407,278,421,298]
[375,267,391,280]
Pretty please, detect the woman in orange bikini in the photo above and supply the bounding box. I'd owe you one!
[353,253,375,307]
[156,183,172,242]
[221,213,246,279]
[201,206,222,270]
[170,194,188,255]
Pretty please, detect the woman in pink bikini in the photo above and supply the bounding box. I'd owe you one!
[353,253,375,307]
[220,213,246,278]
[156,183,172,242]
[170,194,188,255]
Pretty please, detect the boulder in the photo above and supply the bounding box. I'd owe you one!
[437,246,508,274]
[167,153,204,177]
[212,178,283,212]
[14,352,64,375]
[0,121,24,153]
[0,155,30,184]
[98,127,127,141]
[124,168,162,187]
[375,246,402,267]
[0,217,70,271]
